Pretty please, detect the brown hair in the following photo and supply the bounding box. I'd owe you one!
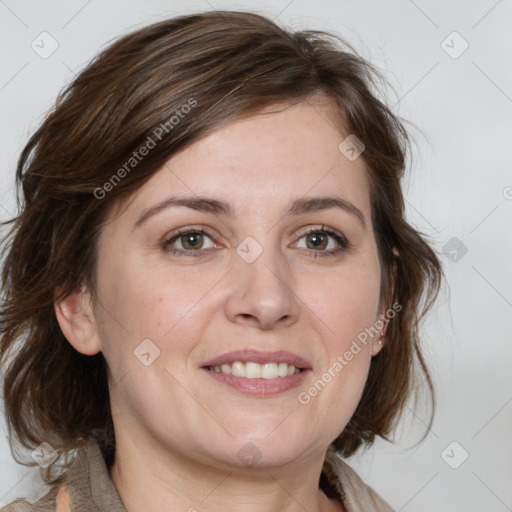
[0,10,443,484]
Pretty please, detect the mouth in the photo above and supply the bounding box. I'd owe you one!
[205,361,303,379]
[200,350,310,395]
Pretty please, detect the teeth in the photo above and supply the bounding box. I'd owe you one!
[209,361,302,379]
[231,361,245,377]
[262,363,278,379]
[246,362,261,378]
[220,364,231,375]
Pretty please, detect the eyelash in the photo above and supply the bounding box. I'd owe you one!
[162,227,214,258]
[295,226,352,257]
[161,225,352,258]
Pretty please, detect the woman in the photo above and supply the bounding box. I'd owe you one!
[0,10,443,512]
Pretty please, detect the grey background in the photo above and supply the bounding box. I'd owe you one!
[1,1,511,510]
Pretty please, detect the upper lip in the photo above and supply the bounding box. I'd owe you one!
[201,349,312,370]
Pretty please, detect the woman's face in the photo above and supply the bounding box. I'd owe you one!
[83,98,386,469]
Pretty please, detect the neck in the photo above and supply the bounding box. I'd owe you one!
[109,431,344,512]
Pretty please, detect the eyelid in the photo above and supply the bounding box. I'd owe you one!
[161,225,220,251]
[293,225,351,248]
[161,224,352,257]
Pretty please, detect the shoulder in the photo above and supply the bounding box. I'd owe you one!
[1,438,125,512]
[324,450,395,512]
[0,487,68,512]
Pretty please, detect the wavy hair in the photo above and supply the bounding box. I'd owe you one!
[0,10,443,487]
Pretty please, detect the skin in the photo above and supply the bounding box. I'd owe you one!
[56,97,391,512]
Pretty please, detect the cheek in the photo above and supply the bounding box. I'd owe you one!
[93,253,216,372]
[296,255,380,416]
[305,257,381,349]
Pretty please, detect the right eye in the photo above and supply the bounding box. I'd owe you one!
[162,228,217,257]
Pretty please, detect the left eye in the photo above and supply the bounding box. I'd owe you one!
[293,228,349,253]
[162,226,350,257]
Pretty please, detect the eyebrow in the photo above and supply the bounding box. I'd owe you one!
[284,196,366,229]
[134,195,366,230]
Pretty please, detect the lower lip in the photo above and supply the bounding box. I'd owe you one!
[202,368,310,396]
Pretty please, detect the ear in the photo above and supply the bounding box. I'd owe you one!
[54,284,102,356]
[372,249,399,356]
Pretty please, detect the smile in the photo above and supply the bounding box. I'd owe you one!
[207,361,302,379]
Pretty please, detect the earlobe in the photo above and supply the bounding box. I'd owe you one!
[372,336,385,356]
[54,284,102,356]
[373,251,398,357]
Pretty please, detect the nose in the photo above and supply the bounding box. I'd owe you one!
[224,247,301,330]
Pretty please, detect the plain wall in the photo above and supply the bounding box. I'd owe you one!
[1,1,511,510]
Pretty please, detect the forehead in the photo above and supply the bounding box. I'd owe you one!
[110,98,371,223]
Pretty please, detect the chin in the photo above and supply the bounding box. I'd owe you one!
[210,430,316,470]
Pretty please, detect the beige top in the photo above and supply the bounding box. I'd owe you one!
[1,438,394,512]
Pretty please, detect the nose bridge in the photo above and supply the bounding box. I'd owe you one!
[225,235,300,328]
